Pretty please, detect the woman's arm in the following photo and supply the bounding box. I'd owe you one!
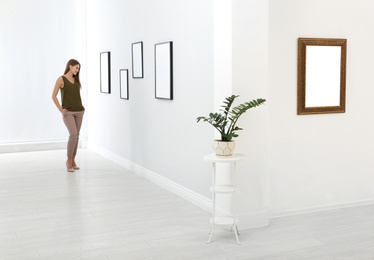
[52,76,66,113]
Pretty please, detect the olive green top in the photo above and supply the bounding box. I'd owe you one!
[61,76,84,111]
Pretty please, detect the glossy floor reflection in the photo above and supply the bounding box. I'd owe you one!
[1,149,374,259]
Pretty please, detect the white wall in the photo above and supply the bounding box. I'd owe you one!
[267,0,374,216]
[232,0,270,226]
[85,0,270,228]
[86,0,374,223]
[0,0,86,148]
[85,0,214,199]
[214,0,232,109]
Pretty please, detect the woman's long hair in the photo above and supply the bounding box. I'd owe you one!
[64,59,81,86]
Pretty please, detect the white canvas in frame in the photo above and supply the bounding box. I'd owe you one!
[100,51,111,93]
[120,69,129,100]
[155,41,173,100]
[132,42,143,78]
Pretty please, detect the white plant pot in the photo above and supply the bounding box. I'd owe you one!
[213,140,235,156]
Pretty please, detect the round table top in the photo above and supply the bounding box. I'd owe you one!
[203,153,245,162]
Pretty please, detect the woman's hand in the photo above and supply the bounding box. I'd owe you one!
[60,108,68,114]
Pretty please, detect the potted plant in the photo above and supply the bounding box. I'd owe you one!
[197,95,266,156]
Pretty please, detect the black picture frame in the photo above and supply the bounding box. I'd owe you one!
[100,51,111,94]
[119,69,129,100]
[132,41,144,78]
[155,41,173,100]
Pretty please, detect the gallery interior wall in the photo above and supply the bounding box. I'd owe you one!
[267,0,374,216]
[86,0,374,220]
[3,0,374,224]
[85,0,214,201]
[0,0,87,149]
[232,0,270,225]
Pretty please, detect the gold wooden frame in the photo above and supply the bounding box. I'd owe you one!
[297,38,347,115]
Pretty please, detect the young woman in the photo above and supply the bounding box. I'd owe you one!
[52,59,85,172]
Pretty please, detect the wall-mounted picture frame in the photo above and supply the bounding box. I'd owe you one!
[155,41,173,100]
[100,51,111,94]
[119,69,129,100]
[132,41,143,78]
[297,38,346,115]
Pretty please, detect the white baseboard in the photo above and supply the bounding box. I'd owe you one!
[89,144,213,213]
[81,145,374,226]
[0,140,65,153]
[89,145,271,229]
[271,198,374,219]
[0,138,87,154]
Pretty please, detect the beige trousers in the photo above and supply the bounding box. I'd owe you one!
[63,110,84,157]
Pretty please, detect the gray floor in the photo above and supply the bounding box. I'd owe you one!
[1,149,374,259]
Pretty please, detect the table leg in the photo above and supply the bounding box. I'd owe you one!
[234,224,241,245]
[207,224,214,244]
